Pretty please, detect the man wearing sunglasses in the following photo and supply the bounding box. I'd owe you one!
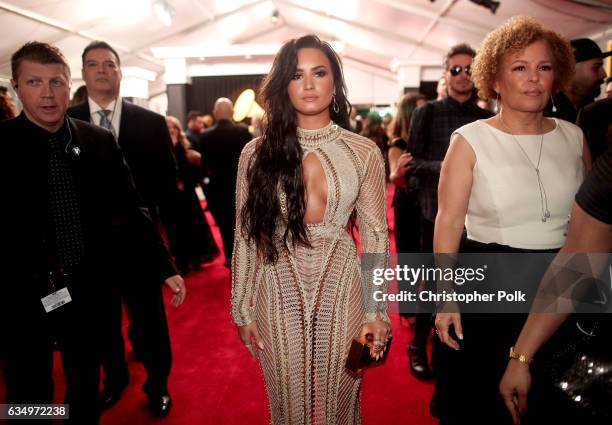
[401,44,493,386]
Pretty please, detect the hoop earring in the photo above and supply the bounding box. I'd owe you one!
[550,95,557,113]
[332,94,340,114]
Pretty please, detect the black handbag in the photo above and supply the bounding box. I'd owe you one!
[539,316,612,421]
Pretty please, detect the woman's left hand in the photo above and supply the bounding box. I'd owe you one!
[397,152,413,173]
[390,152,413,188]
[359,320,392,360]
[499,360,531,425]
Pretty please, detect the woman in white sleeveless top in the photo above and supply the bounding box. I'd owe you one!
[432,17,591,425]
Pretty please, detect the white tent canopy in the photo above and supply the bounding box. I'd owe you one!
[1,0,611,105]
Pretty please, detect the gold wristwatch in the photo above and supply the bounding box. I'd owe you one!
[509,346,533,365]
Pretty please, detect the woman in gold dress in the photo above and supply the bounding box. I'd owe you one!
[231,35,391,424]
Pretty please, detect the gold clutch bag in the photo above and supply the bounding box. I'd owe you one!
[345,334,392,374]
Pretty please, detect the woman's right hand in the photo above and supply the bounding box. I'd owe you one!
[434,312,463,350]
[237,321,264,359]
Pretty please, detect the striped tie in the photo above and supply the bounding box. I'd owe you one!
[97,109,117,139]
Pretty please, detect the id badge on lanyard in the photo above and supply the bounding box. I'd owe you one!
[40,271,72,313]
[41,288,72,313]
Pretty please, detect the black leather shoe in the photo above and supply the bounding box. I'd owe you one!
[408,344,433,381]
[148,394,172,417]
[99,386,125,411]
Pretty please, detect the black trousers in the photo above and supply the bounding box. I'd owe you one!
[209,202,235,263]
[100,277,172,396]
[393,190,421,254]
[1,302,101,425]
[419,216,435,254]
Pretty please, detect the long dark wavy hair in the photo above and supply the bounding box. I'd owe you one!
[241,35,351,263]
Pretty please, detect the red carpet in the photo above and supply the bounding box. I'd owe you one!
[1,186,436,424]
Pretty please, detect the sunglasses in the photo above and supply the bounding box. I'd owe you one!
[449,65,472,76]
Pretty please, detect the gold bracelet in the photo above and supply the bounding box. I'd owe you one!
[509,346,533,364]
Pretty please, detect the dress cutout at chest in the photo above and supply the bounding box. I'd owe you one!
[231,122,389,424]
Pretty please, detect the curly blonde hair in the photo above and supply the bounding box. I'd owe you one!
[472,16,574,100]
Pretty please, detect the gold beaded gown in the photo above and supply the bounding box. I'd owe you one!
[231,121,389,425]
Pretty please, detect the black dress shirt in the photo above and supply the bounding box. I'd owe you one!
[2,112,178,312]
[577,97,612,161]
[185,128,200,151]
[575,143,612,225]
[406,96,493,222]
[547,91,597,124]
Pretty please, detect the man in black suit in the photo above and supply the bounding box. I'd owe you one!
[185,110,204,150]
[67,41,181,416]
[199,98,251,266]
[0,42,184,425]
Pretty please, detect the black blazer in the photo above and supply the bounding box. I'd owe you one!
[1,114,177,322]
[67,100,178,216]
[199,119,251,208]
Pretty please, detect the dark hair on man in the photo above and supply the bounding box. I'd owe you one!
[606,76,612,85]
[81,40,121,67]
[11,41,70,81]
[242,34,350,263]
[187,110,203,121]
[443,43,476,69]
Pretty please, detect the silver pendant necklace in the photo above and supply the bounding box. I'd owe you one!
[499,114,551,222]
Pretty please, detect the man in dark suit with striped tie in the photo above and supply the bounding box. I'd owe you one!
[67,41,181,417]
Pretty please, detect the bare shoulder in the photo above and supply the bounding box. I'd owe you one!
[446,133,476,168]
